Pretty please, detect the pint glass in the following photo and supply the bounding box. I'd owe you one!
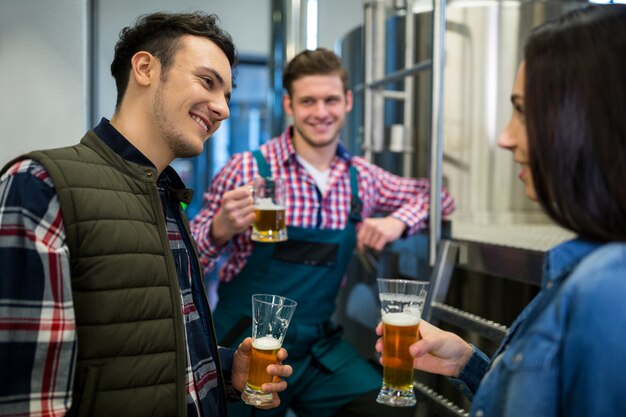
[242,294,297,406]
[251,177,287,242]
[377,278,429,407]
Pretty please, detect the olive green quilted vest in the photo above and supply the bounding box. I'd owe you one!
[25,131,188,417]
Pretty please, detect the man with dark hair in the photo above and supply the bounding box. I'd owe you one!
[0,11,291,417]
[191,47,455,417]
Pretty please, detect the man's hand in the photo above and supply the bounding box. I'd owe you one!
[356,216,407,253]
[232,337,293,409]
[210,185,256,246]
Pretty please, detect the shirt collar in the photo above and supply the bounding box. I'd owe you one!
[277,125,353,165]
[93,117,186,190]
[543,237,603,286]
[93,117,154,168]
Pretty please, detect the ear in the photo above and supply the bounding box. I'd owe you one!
[130,51,157,87]
[283,93,293,116]
[345,89,353,112]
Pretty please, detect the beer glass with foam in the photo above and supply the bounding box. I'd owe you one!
[242,294,297,406]
[251,177,287,242]
[377,278,429,407]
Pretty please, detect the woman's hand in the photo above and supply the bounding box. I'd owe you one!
[375,320,473,378]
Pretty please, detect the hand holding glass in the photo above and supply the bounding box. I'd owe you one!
[242,294,297,406]
[377,278,429,407]
[251,177,287,242]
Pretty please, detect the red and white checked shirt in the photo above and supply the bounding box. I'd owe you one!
[191,127,455,282]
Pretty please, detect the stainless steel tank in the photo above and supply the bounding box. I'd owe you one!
[443,0,586,226]
[342,0,586,224]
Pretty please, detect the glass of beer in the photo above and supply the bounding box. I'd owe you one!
[376,278,429,407]
[242,294,297,406]
[251,176,287,242]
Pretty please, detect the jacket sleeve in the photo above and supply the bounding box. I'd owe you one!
[447,344,491,400]
[560,249,626,417]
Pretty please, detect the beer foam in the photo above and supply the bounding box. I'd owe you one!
[379,293,424,304]
[382,311,421,326]
[252,335,282,350]
[254,197,285,210]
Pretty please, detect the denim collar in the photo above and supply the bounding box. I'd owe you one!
[543,238,603,288]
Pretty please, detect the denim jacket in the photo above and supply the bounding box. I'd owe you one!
[449,238,626,417]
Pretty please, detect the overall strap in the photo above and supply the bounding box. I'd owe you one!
[348,165,363,223]
[252,150,271,177]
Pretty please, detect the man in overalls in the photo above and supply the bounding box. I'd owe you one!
[191,48,455,417]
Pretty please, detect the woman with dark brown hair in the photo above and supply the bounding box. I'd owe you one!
[376,4,626,416]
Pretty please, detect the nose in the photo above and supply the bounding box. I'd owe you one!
[210,95,230,122]
[312,101,329,117]
[497,116,517,150]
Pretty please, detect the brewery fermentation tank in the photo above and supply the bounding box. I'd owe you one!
[342,0,585,223]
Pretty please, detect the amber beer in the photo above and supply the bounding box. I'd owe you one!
[251,177,287,242]
[382,312,421,391]
[252,206,286,242]
[246,336,282,391]
[242,294,296,406]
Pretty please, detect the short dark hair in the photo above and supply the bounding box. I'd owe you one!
[524,4,626,241]
[110,11,238,110]
[282,48,350,96]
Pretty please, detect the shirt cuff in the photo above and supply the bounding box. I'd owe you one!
[391,209,427,236]
[446,344,490,400]
[193,221,223,264]
[218,347,243,402]
[202,237,222,260]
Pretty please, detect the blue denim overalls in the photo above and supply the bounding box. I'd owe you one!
[212,150,382,416]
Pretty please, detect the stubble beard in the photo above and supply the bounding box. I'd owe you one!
[293,123,339,149]
[153,84,205,160]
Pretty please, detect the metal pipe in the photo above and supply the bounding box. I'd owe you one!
[429,0,446,267]
[285,0,306,63]
[363,2,375,161]
[403,0,415,178]
[372,0,386,153]
[382,90,407,100]
[362,59,432,89]
[269,0,286,137]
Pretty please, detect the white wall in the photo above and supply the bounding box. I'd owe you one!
[0,0,364,163]
[0,0,89,161]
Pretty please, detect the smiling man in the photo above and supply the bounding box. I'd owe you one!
[191,48,455,417]
[0,11,292,417]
